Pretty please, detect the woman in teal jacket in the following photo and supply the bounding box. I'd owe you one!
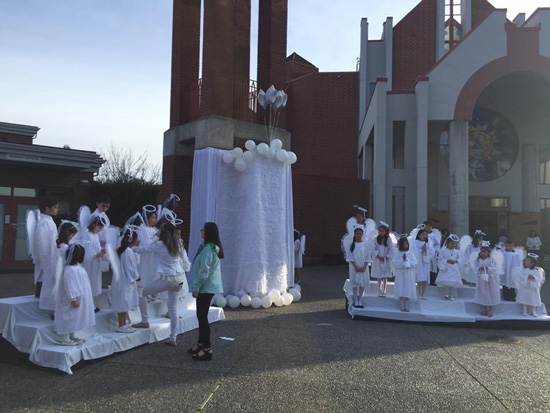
[189,222,224,361]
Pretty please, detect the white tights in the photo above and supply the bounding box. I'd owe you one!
[399,297,410,311]
[378,279,387,296]
[352,286,364,306]
[139,278,183,341]
[523,304,538,316]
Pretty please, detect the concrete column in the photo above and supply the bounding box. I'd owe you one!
[372,79,388,222]
[384,18,393,91]
[436,0,446,60]
[461,0,472,35]
[415,79,429,224]
[522,144,539,212]
[449,120,469,236]
[359,18,369,129]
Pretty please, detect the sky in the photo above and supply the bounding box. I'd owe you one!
[0,0,544,168]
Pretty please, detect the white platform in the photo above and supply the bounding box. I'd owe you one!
[343,280,550,324]
[0,291,225,374]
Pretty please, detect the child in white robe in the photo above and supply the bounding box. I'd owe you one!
[369,222,394,297]
[516,253,545,317]
[111,227,141,332]
[138,206,159,297]
[412,228,435,300]
[436,234,463,300]
[501,240,523,301]
[40,221,78,316]
[346,226,369,308]
[81,215,107,307]
[54,244,95,346]
[34,198,59,299]
[471,242,500,317]
[392,236,417,312]
[463,230,485,286]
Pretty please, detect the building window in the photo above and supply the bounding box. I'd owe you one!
[0,187,10,196]
[469,197,509,209]
[539,145,550,184]
[393,121,405,169]
[13,188,37,197]
[444,1,462,51]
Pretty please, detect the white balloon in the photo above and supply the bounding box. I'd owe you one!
[281,91,288,108]
[216,296,227,308]
[293,284,302,293]
[234,289,246,298]
[274,296,284,307]
[232,147,243,158]
[270,139,283,151]
[245,140,256,151]
[282,292,293,306]
[228,295,241,308]
[266,85,277,105]
[258,90,267,110]
[273,91,284,109]
[243,151,253,163]
[288,289,301,302]
[276,149,288,163]
[266,148,275,158]
[213,293,224,303]
[268,290,281,302]
[240,294,252,307]
[235,159,247,171]
[251,297,262,309]
[257,142,269,155]
[261,296,273,309]
[287,151,297,164]
[222,151,234,164]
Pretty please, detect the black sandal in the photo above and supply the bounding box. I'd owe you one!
[192,348,212,361]
[187,344,203,355]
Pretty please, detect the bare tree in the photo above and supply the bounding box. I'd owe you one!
[97,144,161,184]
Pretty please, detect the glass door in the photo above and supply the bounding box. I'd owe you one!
[0,203,4,262]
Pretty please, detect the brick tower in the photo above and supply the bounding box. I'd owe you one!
[162,0,290,240]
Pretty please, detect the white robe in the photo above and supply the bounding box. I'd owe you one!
[110,249,140,313]
[91,208,110,244]
[54,264,95,335]
[516,267,543,307]
[392,251,418,300]
[436,248,463,288]
[501,250,522,288]
[33,214,57,284]
[81,231,103,296]
[472,257,500,306]
[137,225,157,287]
[412,239,434,283]
[428,232,441,273]
[463,245,480,283]
[369,239,393,279]
[39,243,68,311]
[346,241,369,288]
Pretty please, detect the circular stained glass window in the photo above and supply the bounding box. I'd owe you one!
[440,108,519,183]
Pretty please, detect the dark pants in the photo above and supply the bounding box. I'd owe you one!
[430,272,438,286]
[502,286,516,301]
[35,282,43,298]
[196,293,214,348]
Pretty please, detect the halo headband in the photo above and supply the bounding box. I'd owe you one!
[398,233,409,239]
[448,234,459,243]
[353,224,365,232]
[474,230,486,237]
[480,240,491,248]
[379,221,389,229]
[527,253,539,260]
[353,205,367,213]
[416,224,426,230]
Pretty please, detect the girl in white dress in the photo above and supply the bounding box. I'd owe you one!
[516,253,545,317]
[346,225,369,308]
[54,244,95,346]
[412,228,435,300]
[392,236,418,312]
[436,234,463,300]
[471,242,500,317]
[138,205,158,293]
[463,230,485,286]
[81,215,107,305]
[369,222,394,297]
[294,229,305,285]
[39,221,78,315]
[111,227,141,333]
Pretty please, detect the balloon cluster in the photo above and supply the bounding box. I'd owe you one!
[211,286,302,309]
[258,85,288,144]
[222,139,297,172]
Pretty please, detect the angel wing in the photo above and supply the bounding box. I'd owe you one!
[409,227,419,241]
[460,235,472,254]
[365,218,376,235]
[26,209,40,260]
[125,212,144,228]
[431,229,442,246]
[345,217,357,234]
[300,235,306,255]
[511,266,523,289]
[78,205,91,233]
[515,246,526,262]
[389,232,398,256]
[491,249,504,276]
[104,227,121,284]
[342,233,354,261]
[469,251,480,273]
[540,267,546,285]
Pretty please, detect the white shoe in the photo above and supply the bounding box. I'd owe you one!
[61,339,78,346]
[116,325,136,333]
[450,296,455,301]
[532,313,538,317]
[444,295,450,300]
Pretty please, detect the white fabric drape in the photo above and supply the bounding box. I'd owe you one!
[188,147,294,296]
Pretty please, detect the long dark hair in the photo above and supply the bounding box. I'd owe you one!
[350,228,364,252]
[376,226,389,247]
[204,222,224,259]
[57,223,77,247]
[66,244,85,265]
[88,216,105,232]
[525,256,537,269]
[472,234,483,247]
[294,229,301,242]
[478,246,491,259]
[160,222,180,257]
[416,229,428,243]
[398,237,409,251]
[117,229,138,256]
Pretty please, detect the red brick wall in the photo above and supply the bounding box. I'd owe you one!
[392,0,437,91]
[472,0,496,27]
[286,60,319,82]
[0,132,32,145]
